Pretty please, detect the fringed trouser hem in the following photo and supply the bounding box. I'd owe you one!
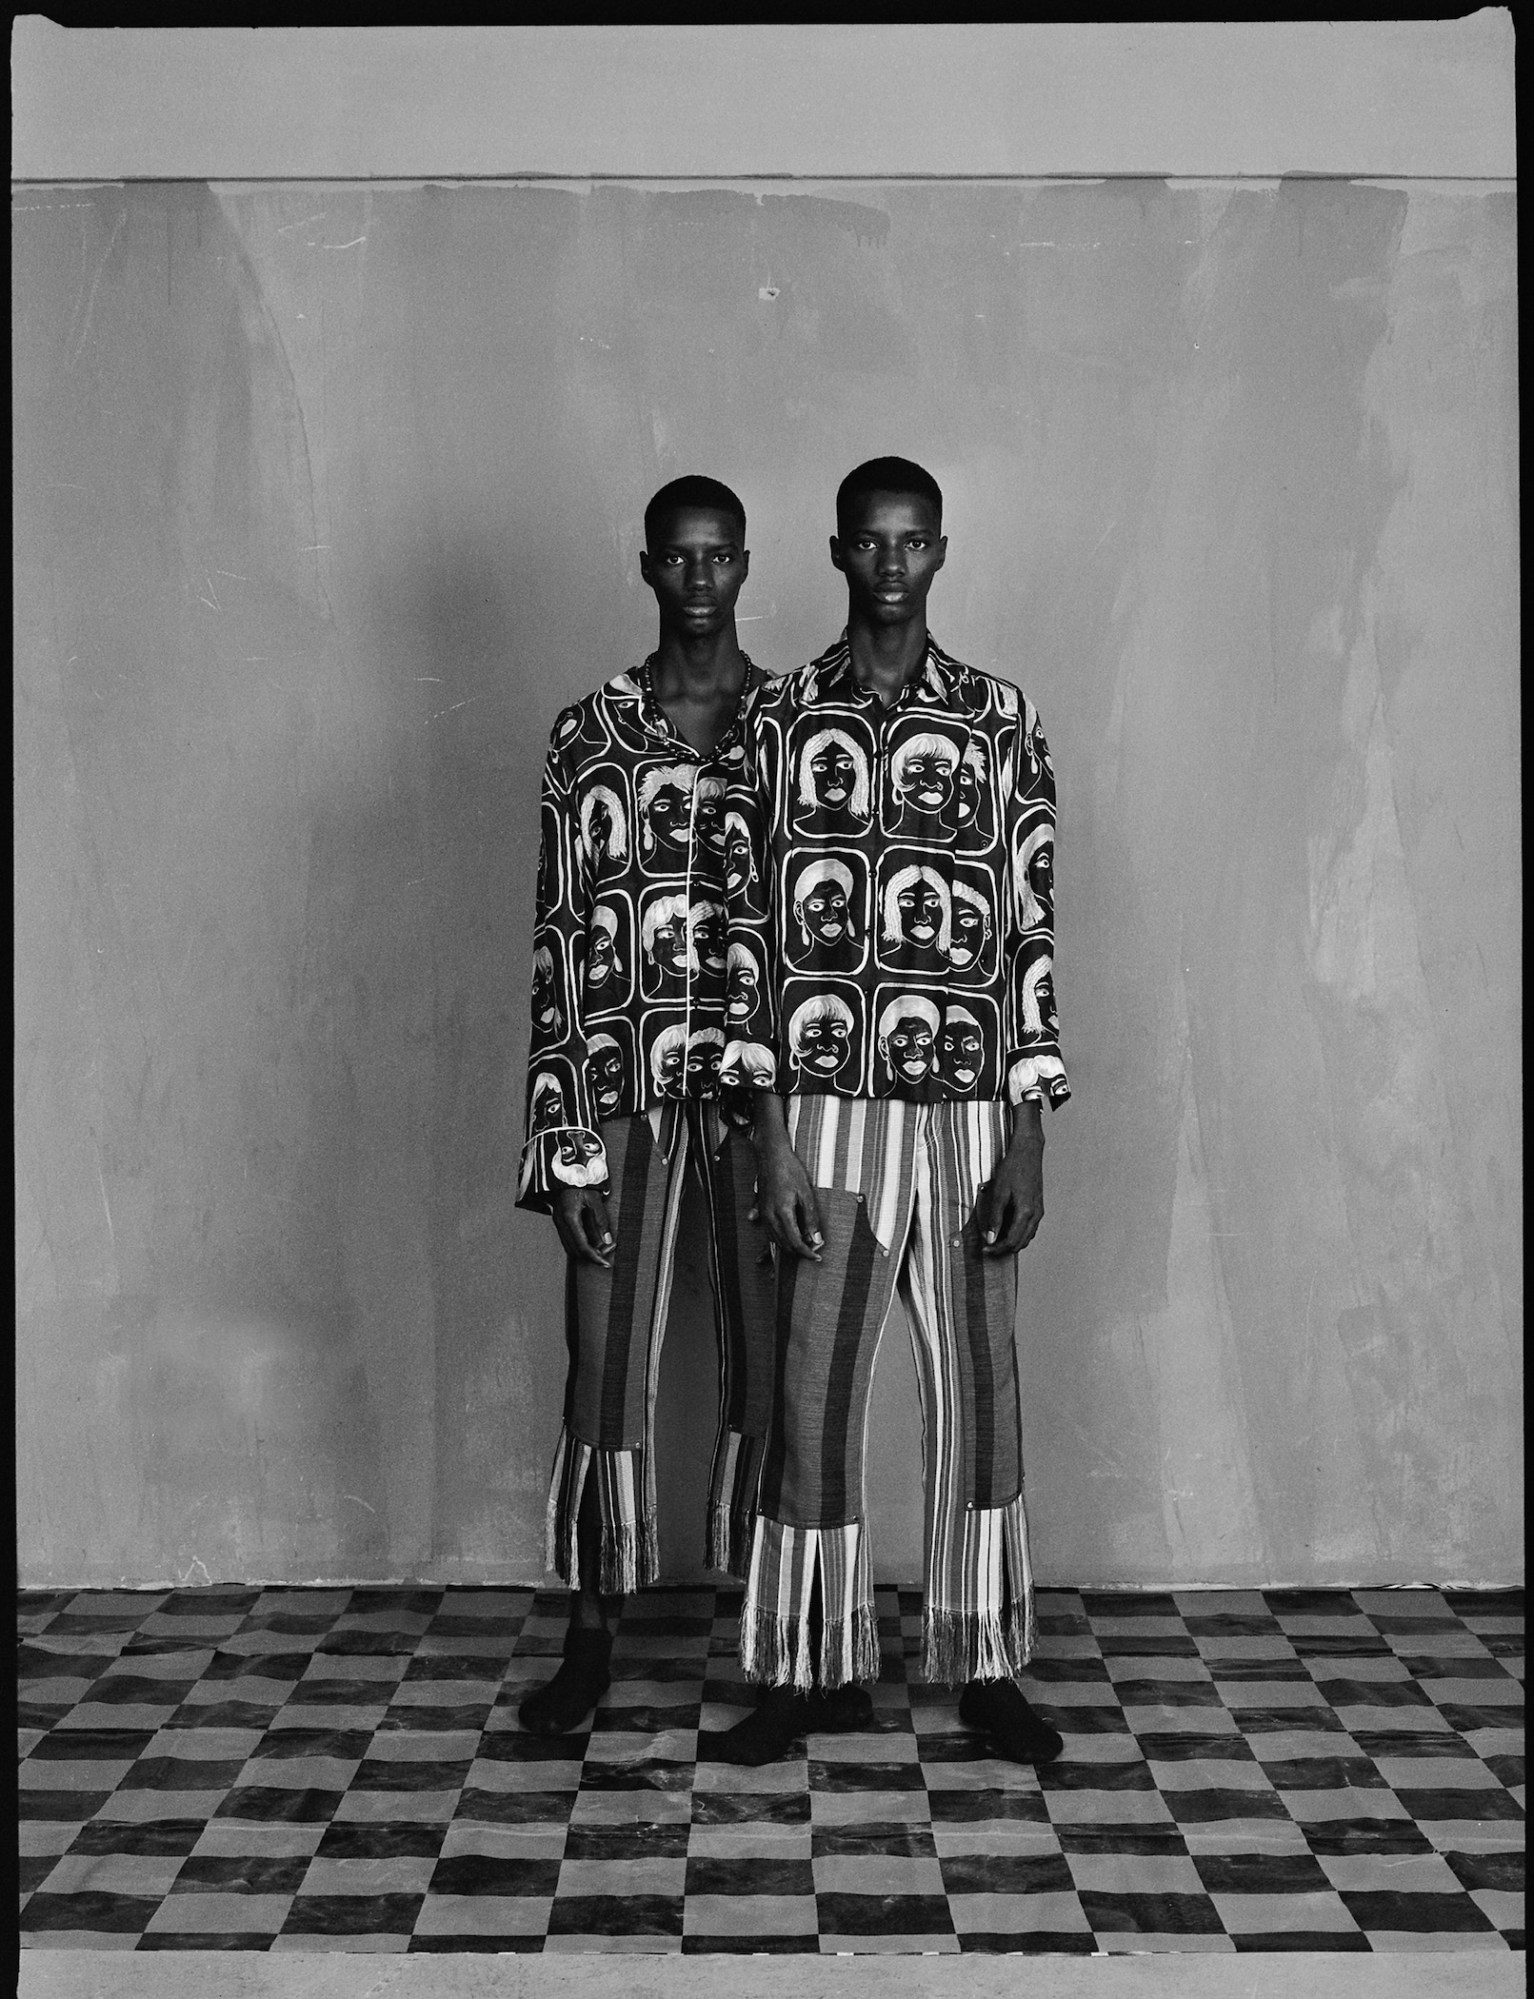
[544,1427,658,1596]
[707,1429,767,1581]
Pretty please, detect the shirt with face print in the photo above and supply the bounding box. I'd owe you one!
[518,655,768,1213]
[719,632,1070,1111]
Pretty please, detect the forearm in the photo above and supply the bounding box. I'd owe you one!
[751,1089,793,1155]
[1007,1096,1045,1156]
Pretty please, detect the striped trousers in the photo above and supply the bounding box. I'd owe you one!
[545,1101,775,1594]
[741,1096,1037,1691]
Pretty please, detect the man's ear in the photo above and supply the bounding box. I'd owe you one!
[638,548,654,585]
[933,534,948,570]
[828,535,845,573]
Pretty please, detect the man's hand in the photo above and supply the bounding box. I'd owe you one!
[750,1093,824,1261]
[976,1107,1045,1256]
[551,1185,616,1267]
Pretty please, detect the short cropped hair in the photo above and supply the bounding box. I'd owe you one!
[645,475,747,545]
[836,456,943,534]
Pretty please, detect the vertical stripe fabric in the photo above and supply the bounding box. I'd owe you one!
[544,1102,774,1593]
[741,1096,1038,1690]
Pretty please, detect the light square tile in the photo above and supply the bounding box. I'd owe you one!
[947,1890,1089,1933]
[411,1893,553,1934]
[683,1893,818,1934]
[1212,1891,1360,1931]
[145,1891,294,1931]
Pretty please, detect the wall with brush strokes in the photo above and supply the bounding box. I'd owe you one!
[14,176,1520,1585]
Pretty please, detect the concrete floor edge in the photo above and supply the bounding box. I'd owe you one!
[14,1947,1530,1998]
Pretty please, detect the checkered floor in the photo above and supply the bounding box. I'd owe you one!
[17,1585,1524,1955]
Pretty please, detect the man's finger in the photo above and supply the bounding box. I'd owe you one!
[798,1189,825,1259]
[587,1196,616,1258]
[773,1200,819,1261]
[574,1203,613,1267]
[982,1185,1015,1252]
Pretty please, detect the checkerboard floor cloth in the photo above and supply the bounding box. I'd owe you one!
[18,1585,1523,1955]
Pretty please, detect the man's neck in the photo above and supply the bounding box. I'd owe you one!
[650,623,746,702]
[846,611,929,708]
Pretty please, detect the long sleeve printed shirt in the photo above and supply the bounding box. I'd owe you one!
[718,634,1070,1109]
[517,656,767,1213]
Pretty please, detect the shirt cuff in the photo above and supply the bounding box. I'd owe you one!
[719,1038,779,1092]
[516,1125,610,1212]
[1004,1053,1071,1108]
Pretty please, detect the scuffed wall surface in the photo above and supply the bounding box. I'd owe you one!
[13,179,1520,1586]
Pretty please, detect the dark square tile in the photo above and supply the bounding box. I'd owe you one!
[546,1893,683,1936]
[285,1678,400,1706]
[172,1856,311,1893]
[214,1786,344,1823]
[592,1704,700,1734]
[158,1589,262,1616]
[401,1653,504,1681]
[939,1853,1075,1893]
[19,1856,59,1893]
[1193,1853,1331,1893]
[317,1631,419,1657]
[1444,1851,1524,1893]
[379,1704,493,1734]
[1233,1707,1348,1734]
[137,1932,283,1951]
[1209,1658,1312,1682]
[282,1893,424,1934]
[343,1588,442,1617]
[1230,1933,1370,1953]
[1038,1760,1156,1792]
[811,1825,937,1858]
[1114,1680,1226,1707]
[454,1788,576,1824]
[958,1933,1097,1954]
[691,1790,810,1826]
[167,1702,276,1731]
[927,1789,1049,1824]
[16,1790,114,1820]
[1183,1615,1283,1638]
[1082,1593,1179,1618]
[1443,1591,1523,1617]
[1438,1705,1526,1735]
[1258,1758,1387,1790]
[18,1643,118,1680]
[1056,1827,1189,1855]
[316,1822,447,1859]
[237,1613,336,1637]
[1263,1590,1361,1614]
[1392,1787,1525,1822]
[564,1824,690,1860]
[408,1935,544,1953]
[1163,1788,1292,1824]
[1026,1657,1111,1683]
[1302,1822,1432,1856]
[25,1727,156,1760]
[350,1758,472,1792]
[1313,1678,1433,1708]
[1095,1635,1200,1658]
[685,1857,815,1895]
[205,1652,312,1682]
[21,1891,164,1932]
[1290,1635,1391,1659]
[78,1675,194,1707]
[1484,1754,1525,1788]
[566,1759,693,1793]
[1339,1890,1496,1933]
[815,1893,954,1935]
[808,1760,925,1793]
[250,1728,373,1760]
[1078,1890,1224,1935]
[68,1820,206,1856]
[680,1935,820,1954]
[116,1757,247,1791]
[429,1855,561,1895]
[1136,1735,1255,1762]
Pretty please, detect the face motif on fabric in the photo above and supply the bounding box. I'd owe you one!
[642,894,692,985]
[586,1036,625,1119]
[788,995,854,1078]
[891,734,959,819]
[947,885,992,971]
[586,907,621,992]
[1021,953,1059,1036]
[686,1031,724,1091]
[637,763,697,862]
[880,865,951,966]
[795,729,872,825]
[725,1041,777,1089]
[531,946,561,1035]
[878,995,940,1087]
[580,785,629,870]
[938,1008,985,1090]
[724,810,757,897]
[954,743,987,827]
[725,943,761,1025]
[529,1074,565,1131]
[693,776,727,856]
[557,1127,604,1170]
[651,1025,688,1093]
[689,900,728,977]
[1016,820,1054,929]
[790,857,859,968]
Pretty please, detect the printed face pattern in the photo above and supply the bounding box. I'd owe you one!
[520,660,766,1214]
[719,638,1069,1110]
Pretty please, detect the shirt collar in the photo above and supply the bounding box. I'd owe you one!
[809,632,965,708]
[628,653,762,759]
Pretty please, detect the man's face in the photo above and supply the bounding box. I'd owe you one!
[589,1046,625,1117]
[810,740,857,809]
[639,505,750,641]
[949,900,988,969]
[726,959,758,1023]
[645,781,691,856]
[830,490,947,628]
[899,749,955,814]
[691,904,727,975]
[801,878,850,946]
[795,1012,851,1076]
[897,877,944,948]
[938,1020,984,1088]
[649,913,689,979]
[655,1036,686,1089]
[884,1012,936,1083]
[587,924,617,988]
[686,1038,723,1090]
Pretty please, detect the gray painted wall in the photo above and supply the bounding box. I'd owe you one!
[14,177,1521,1586]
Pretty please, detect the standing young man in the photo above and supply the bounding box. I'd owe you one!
[718,456,1069,1765]
[517,476,775,1736]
